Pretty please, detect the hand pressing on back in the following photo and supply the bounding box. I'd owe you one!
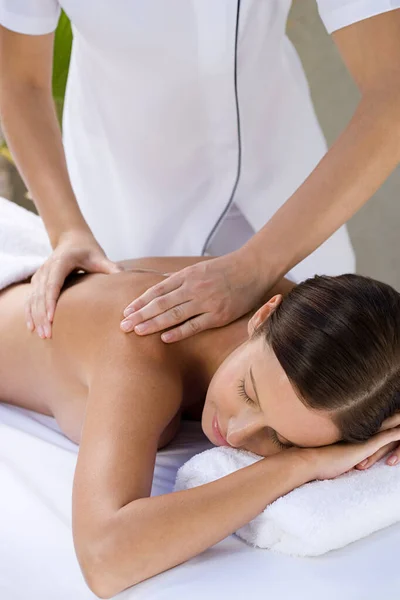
[26,229,122,339]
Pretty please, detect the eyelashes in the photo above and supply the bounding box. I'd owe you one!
[269,428,288,451]
[237,377,288,451]
[237,377,255,405]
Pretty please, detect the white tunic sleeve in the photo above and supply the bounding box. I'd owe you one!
[317,0,400,33]
[0,0,61,35]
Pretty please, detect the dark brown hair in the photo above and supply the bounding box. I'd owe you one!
[259,274,400,443]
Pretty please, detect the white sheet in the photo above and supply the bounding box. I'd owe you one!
[1,402,399,600]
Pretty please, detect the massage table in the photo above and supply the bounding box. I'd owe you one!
[1,402,399,600]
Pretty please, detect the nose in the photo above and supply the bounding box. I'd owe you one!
[226,407,263,447]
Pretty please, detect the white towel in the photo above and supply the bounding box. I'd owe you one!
[174,446,400,557]
[0,196,50,291]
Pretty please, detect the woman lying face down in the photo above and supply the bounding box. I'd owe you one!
[203,273,400,457]
[1,256,400,596]
[2,257,398,457]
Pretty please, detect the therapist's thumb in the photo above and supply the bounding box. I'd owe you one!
[86,255,123,275]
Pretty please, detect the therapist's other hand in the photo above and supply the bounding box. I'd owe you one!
[121,249,264,342]
[26,229,122,339]
[354,411,400,471]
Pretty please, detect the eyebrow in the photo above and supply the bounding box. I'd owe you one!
[249,366,302,448]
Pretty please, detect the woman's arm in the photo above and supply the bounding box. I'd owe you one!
[72,335,312,599]
[102,451,309,597]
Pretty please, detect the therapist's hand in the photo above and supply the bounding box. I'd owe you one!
[26,229,122,339]
[120,249,266,342]
[354,411,400,471]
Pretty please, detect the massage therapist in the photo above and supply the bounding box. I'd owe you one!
[0,2,399,343]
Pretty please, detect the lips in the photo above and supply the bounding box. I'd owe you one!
[212,413,230,446]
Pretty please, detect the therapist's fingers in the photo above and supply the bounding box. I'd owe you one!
[24,297,34,333]
[28,256,71,338]
[45,264,69,326]
[123,272,185,317]
[38,257,74,337]
[31,267,51,338]
[160,313,214,343]
[121,289,192,332]
[121,300,193,335]
[25,281,37,333]
[122,286,189,329]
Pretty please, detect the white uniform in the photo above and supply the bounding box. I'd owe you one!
[1,1,399,281]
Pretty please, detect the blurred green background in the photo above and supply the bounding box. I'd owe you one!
[0,10,72,163]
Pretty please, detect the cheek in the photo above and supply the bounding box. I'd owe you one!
[202,367,240,439]
[206,354,242,407]
[205,385,283,457]
[205,370,233,411]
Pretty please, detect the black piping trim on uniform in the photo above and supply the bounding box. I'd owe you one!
[201,0,242,255]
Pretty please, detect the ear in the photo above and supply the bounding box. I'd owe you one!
[247,294,283,337]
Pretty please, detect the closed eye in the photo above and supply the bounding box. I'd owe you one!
[269,428,292,450]
[237,377,255,405]
[238,377,293,449]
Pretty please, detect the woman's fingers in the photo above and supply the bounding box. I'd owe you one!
[379,412,400,431]
[386,443,400,466]
[355,440,399,470]
[123,272,185,317]
[356,426,400,470]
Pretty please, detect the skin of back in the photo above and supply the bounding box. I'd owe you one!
[0,256,296,595]
[0,257,241,569]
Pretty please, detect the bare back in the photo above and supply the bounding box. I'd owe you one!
[0,256,218,445]
[0,254,294,587]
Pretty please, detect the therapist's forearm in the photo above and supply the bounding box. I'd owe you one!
[0,82,90,247]
[244,90,400,286]
[258,276,296,308]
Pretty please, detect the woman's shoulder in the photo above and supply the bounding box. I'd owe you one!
[54,268,183,381]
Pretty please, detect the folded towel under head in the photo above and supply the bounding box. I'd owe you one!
[173,446,400,557]
[0,196,50,291]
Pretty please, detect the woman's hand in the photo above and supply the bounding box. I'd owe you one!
[354,412,400,471]
[303,425,400,481]
[120,248,267,343]
[26,229,122,339]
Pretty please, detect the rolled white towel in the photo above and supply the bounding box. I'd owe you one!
[0,196,50,291]
[173,446,400,557]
